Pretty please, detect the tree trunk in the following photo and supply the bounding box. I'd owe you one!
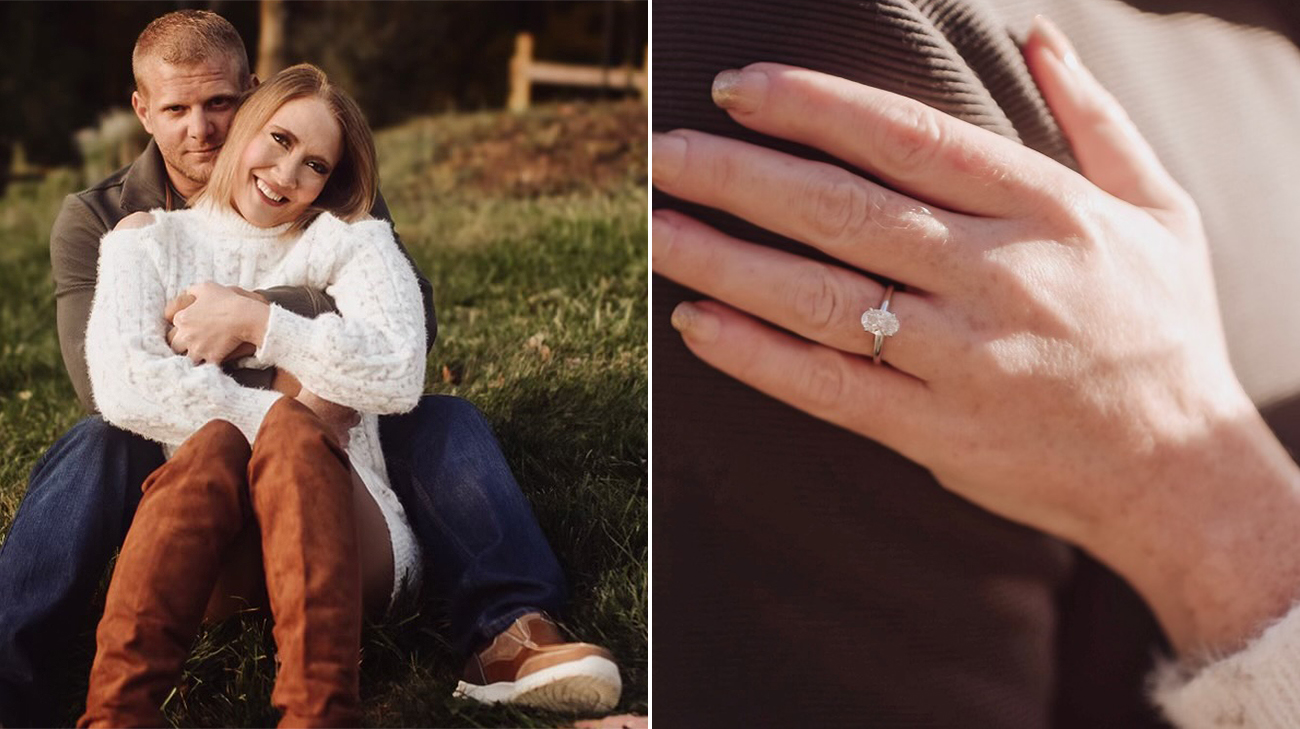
[256,0,286,80]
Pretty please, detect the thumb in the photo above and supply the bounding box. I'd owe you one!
[1024,16,1187,212]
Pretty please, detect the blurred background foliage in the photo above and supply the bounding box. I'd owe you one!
[0,0,646,192]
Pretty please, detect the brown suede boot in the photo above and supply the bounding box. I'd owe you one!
[79,419,253,728]
[248,397,363,728]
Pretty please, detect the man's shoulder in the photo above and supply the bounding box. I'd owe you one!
[60,141,169,234]
[50,158,153,269]
[63,162,134,227]
[83,160,134,197]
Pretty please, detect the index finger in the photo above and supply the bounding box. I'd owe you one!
[712,63,1075,219]
[164,293,196,322]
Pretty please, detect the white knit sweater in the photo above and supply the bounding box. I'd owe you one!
[86,204,427,608]
[1152,601,1300,728]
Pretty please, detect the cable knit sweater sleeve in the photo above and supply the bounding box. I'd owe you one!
[254,214,426,414]
[1151,600,1300,728]
[86,222,283,447]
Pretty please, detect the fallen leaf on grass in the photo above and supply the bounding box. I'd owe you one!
[441,364,463,385]
[525,333,553,362]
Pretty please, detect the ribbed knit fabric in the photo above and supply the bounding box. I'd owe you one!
[1153,603,1300,728]
[654,1,1300,727]
[86,205,426,608]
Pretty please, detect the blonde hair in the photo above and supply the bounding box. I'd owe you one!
[132,10,251,98]
[193,64,378,233]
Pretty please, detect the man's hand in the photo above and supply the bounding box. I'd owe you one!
[294,388,360,448]
[165,283,269,364]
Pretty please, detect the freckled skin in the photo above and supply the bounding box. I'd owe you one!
[655,38,1300,661]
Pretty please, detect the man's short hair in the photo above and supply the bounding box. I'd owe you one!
[132,10,251,97]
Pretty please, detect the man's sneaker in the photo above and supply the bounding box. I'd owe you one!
[453,612,622,713]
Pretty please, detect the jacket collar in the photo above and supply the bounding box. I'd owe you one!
[119,138,186,213]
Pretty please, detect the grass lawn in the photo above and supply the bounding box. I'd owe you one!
[0,99,647,727]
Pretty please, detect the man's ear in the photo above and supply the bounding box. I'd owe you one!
[130,91,153,135]
[248,74,260,90]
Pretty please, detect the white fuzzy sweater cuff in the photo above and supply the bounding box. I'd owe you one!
[1152,601,1300,728]
[257,302,312,365]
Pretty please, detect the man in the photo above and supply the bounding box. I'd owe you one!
[0,10,619,725]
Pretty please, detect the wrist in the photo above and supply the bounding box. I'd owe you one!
[238,298,271,349]
[1087,406,1300,656]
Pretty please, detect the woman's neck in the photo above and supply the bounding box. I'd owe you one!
[195,201,296,239]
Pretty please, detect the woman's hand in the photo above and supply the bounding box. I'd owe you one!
[165,283,270,364]
[652,18,1300,655]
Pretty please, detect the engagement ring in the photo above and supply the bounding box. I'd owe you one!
[861,284,898,364]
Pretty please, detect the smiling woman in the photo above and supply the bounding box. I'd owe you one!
[194,64,376,233]
[78,62,428,727]
[235,98,342,226]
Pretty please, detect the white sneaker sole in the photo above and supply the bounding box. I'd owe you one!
[453,654,622,713]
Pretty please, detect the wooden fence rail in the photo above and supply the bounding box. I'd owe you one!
[508,32,647,112]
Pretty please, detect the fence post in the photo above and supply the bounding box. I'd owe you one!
[509,32,534,113]
[637,45,648,99]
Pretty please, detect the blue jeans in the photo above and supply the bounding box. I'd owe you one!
[0,395,566,726]
[378,396,567,652]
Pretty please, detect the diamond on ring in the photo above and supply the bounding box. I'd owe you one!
[860,308,899,337]
[861,284,898,364]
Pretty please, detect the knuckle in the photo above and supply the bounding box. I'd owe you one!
[799,168,870,241]
[800,354,848,410]
[871,190,942,240]
[1165,188,1202,224]
[880,103,944,175]
[652,210,682,260]
[1074,98,1116,133]
[1034,180,1105,245]
[789,264,842,334]
[690,137,737,192]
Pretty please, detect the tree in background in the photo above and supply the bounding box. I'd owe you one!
[256,0,286,79]
[0,0,646,180]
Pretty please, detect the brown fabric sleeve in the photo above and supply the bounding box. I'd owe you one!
[255,285,338,320]
[50,194,108,412]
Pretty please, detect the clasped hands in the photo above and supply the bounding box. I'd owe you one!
[653,18,1300,655]
[165,282,359,446]
[164,281,266,365]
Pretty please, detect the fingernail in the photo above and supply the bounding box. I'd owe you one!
[651,210,674,264]
[652,132,686,186]
[671,301,719,344]
[1032,15,1081,73]
[712,69,767,113]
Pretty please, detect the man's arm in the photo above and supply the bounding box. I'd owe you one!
[253,189,438,353]
[50,194,108,412]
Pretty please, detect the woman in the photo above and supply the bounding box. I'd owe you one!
[653,15,1300,729]
[77,63,426,727]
